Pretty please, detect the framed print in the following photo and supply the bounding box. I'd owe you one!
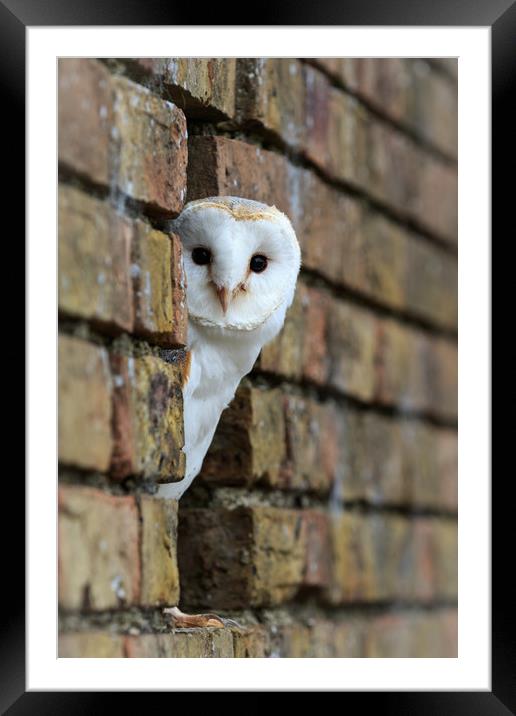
[8,0,509,709]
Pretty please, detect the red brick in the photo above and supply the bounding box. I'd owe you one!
[58,335,112,472]
[58,486,140,610]
[58,59,113,185]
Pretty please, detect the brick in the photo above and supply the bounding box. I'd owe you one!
[301,510,331,587]
[259,282,307,381]
[233,626,269,657]
[375,319,457,419]
[327,90,369,189]
[431,58,458,80]
[58,335,112,472]
[337,411,406,505]
[339,415,458,510]
[58,59,113,185]
[314,59,457,159]
[137,58,237,119]
[328,300,377,401]
[125,630,234,657]
[110,352,185,481]
[402,422,458,510]
[59,632,125,657]
[132,223,187,346]
[281,394,338,493]
[200,384,286,487]
[201,386,338,494]
[236,59,305,150]
[270,618,366,657]
[187,135,289,210]
[327,512,440,604]
[139,496,180,606]
[58,486,140,610]
[58,186,133,333]
[112,76,187,215]
[178,507,309,609]
[366,610,457,657]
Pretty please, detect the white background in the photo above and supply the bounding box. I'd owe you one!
[27,26,490,690]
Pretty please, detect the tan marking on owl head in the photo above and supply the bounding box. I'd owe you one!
[185,196,283,223]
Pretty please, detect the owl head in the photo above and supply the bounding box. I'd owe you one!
[171,197,301,332]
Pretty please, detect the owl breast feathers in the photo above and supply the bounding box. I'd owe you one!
[157,196,301,500]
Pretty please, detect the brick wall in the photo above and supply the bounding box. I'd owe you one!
[58,57,458,658]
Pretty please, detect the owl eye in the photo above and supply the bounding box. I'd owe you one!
[250,254,268,273]
[192,247,212,266]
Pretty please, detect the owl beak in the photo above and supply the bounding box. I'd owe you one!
[216,286,230,314]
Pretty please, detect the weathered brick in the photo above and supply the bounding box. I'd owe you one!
[337,410,406,505]
[58,335,112,472]
[58,486,140,610]
[326,513,456,604]
[375,319,457,419]
[328,300,377,401]
[233,626,269,658]
[200,384,286,487]
[236,59,305,150]
[365,610,457,657]
[338,413,458,510]
[110,352,185,481]
[187,135,290,213]
[259,282,307,380]
[124,630,234,657]
[281,394,338,494]
[326,512,374,604]
[178,507,308,609]
[139,496,180,606]
[59,632,125,657]
[314,59,457,159]
[270,618,366,657]
[301,510,331,587]
[137,58,237,119]
[431,58,458,80]
[112,76,187,215]
[58,186,133,332]
[201,386,337,494]
[58,59,113,185]
[132,223,187,346]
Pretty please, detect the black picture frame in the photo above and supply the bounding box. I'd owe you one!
[7,0,509,710]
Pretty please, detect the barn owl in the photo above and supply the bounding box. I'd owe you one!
[158,196,301,627]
